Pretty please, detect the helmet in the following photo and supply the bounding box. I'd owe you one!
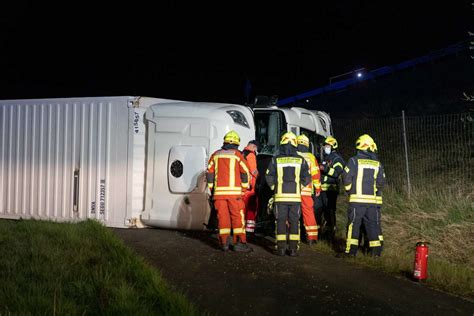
[297,134,310,147]
[224,130,240,145]
[324,136,338,149]
[356,134,375,151]
[371,142,378,153]
[280,132,297,147]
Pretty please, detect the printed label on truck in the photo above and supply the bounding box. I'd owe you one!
[91,201,96,214]
[100,179,106,215]
[133,112,140,134]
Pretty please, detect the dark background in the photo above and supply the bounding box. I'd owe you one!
[0,2,471,104]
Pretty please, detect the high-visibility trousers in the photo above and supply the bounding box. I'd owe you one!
[214,198,247,246]
[301,195,318,240]
[376,205,384,248]
[274,202,301,250]
[243,189,258,233]
[359,206,383,253]
[345,203,381,256]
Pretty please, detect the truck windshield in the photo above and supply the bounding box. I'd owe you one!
[254,110,286,155]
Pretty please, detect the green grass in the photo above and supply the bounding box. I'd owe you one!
[315,187,474,298]
[0,219,198,315]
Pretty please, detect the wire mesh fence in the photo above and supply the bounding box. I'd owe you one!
[332,112,474,194]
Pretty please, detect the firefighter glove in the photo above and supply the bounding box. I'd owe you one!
[267,197,274,215]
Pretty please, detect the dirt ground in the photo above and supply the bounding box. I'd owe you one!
[113,228,474,316]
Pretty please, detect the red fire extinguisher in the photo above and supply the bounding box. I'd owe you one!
[413,241,429,280]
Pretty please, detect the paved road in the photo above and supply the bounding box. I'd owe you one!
[113,228,474,316]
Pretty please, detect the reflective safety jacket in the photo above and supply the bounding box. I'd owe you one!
[343,151,385,205]
[265,146,311,203]
[297,151,321,196]
[206,148,250,200]
[321,151,345,191]
[376,190,383,206]
[242,146,258,190]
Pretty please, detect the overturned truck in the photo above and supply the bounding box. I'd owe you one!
[0,96,331,229]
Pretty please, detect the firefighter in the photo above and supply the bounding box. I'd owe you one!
[319,136,345,240]
[242,140,259,240]
[266,132,311,256]
[206,130,252,252]
[359,141,384,253]
[296,134,321,246]
[342,134,385,257]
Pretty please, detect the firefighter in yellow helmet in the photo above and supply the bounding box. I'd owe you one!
[296,134,321,245]
[341,134,385,257]
[265,132,311,256]
[206,130,252,252]
[318,136,345,241]
[359,141,384,253]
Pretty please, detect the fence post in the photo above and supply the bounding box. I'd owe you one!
[402,110,412,196]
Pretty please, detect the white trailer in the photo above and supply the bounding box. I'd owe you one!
[0,96,330,229]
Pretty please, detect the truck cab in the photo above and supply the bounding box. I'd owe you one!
[251,105,332,234]
[253,106,332,157]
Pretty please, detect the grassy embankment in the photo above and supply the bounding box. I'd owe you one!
[0,219,198,315]
[314,187,474,298]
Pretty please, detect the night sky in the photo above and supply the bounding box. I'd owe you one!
[0,2,471,104]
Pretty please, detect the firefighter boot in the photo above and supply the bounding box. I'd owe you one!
[288,240,299,257]
[246,232,255,243]
[221,237,231,252]
[275,241,287,256]
[232,236,252,253]
[233,242,252,253]
[288,249,298,257]
[276,248,286,256]
[369,246,382,258]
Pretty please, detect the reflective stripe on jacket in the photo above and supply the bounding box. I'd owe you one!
[242,146,258,189]
[321,151,345,191]
[266,155,311,203]
[206,149,250,199]
[343,151,385,204]
[376,190,383,205]
[297,151,321,196]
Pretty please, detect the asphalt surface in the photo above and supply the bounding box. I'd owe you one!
[113,228,474,316]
